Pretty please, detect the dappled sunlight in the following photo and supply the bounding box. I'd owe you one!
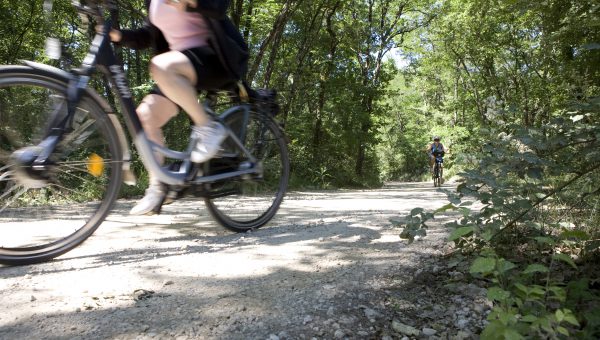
[0,182,455,338]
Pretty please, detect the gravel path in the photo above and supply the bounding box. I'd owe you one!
[0,182,489,339]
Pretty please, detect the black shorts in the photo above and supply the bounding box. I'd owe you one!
[149,46,233,99]
[182,45,233,91]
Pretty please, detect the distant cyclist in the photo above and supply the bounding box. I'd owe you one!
[427,136,445,175]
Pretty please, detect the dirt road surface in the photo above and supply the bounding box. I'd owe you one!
[0,182,489,339]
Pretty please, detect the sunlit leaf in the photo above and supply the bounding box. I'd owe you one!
[449,226,475,241]
[553,253,577,269]
[470,257,496,275]
[523,264,549,274]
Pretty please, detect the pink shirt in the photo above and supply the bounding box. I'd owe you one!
[149,0,211,51]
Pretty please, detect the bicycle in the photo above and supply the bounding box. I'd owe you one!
[432,151,444,187]
[0,0,290,265]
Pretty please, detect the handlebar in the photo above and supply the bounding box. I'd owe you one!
[71,0,117,25]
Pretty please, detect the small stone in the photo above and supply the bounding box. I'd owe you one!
[381,336,393,340]
[30,295,36,302]
[455,330,472,340]
[163,280,174,286]
[133,289,155,301]
[333,329,345,339]
[473,304,485,314]
[303,315,313,324]
[392,320,420,336]
[327,307,335,317]
[456,318,469,329]
[422,328,437,336]
[268,334,280,340]
[363,308,380,319]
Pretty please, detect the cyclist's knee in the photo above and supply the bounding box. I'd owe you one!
[137,94,177,129]
[150,52,194,81]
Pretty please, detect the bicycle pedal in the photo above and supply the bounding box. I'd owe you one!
[163,191,179,205]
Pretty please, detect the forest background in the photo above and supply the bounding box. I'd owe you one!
[1,0,599,338]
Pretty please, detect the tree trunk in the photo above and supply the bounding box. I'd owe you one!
[232,0,245,28]
[247,0,299,82]
[243,0,254,43]
[280,6,326,125]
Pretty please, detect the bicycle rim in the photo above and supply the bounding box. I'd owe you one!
[204,110,289,232]
[0,72,122,265]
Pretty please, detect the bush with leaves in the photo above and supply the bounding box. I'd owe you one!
[394,97,600,338]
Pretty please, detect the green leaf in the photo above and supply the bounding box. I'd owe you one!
[553,253,577,269]
[482,230,495,241]
[389,219,403,227]
[449,226,475,241]
[555,309,564,322]
[530,285,546,296]
[521,314,538,323]
[481,320,507,338]
[470,257,496,275]
[487,287,511,301]
[556,326,569,336]
[563,313,580,327]
[534,236,555,245]
[526,167,543,179]
[523,264,549,274]
[559,229,590,241]
[435,203,456,213]
[503,328,524,340]
[410,207,424,216]
[497,259,517,273]
[459,207,471,217]
[514,283,529,294]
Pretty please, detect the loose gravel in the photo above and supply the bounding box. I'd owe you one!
[0,182,489,339]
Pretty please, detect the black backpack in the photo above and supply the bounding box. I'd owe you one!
[205,17,249,81]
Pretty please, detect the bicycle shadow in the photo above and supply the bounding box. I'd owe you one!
[0,181,455,275]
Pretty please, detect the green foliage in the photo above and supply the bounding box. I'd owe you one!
[391,207,434,243]
[393,94,600,337]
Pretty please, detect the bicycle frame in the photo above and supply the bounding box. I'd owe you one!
[47,22,259,186]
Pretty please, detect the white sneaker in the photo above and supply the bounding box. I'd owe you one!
[190,121,227,163]
[129,185,166,215]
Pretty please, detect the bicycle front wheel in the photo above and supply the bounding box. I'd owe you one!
[204,109,289,232]
[0,67,122,265]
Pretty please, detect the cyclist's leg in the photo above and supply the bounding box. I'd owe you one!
[137,91,178,183]
[130,91,178,215]
[150,51,208,127]
[150,48,231,163]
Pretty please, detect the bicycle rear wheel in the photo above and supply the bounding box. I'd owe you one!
[0,68,122,265]
[204,109,289,232]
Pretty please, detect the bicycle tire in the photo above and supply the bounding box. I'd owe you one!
[204,109,289,232]
[0,67,122,265]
